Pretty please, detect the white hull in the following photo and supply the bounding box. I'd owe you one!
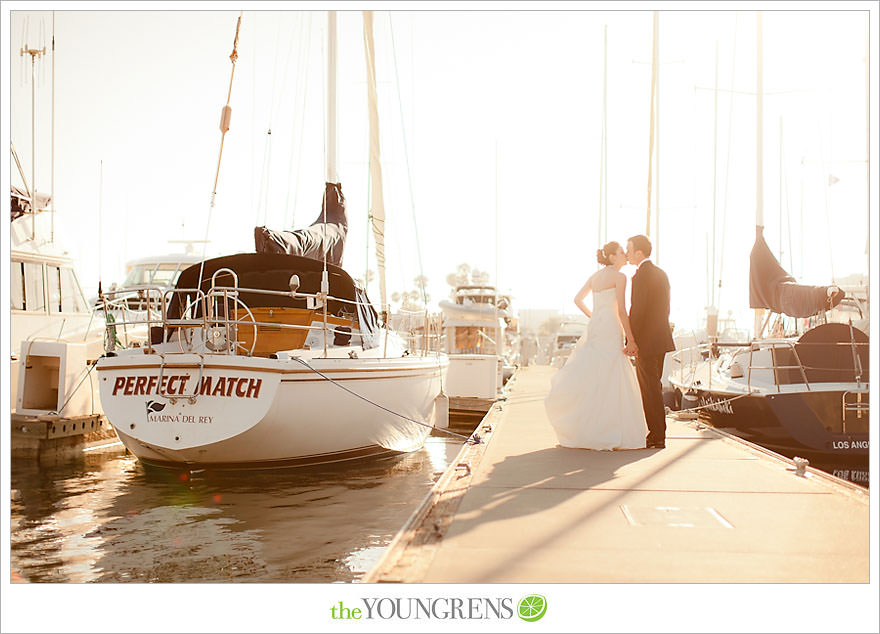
[445,354,500,400]
[11,215,108,419]
[97,352,447,468]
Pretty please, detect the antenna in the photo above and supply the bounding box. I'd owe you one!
[51,12,55,243]
[20,23,47,241]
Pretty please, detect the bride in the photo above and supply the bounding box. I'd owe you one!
[544,241,648,450]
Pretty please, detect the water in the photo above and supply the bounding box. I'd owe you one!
[10,436,464,583]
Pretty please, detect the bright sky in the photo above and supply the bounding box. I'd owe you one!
[4,4,874,334]
[2,3,879,632]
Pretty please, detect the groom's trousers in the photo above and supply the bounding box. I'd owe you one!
[635,353,667,444]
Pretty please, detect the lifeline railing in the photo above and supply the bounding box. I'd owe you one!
[670,337,869,395]
[97,278,432,359]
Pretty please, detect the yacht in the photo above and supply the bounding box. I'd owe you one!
[438,285,511,403]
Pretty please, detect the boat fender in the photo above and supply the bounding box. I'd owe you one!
[433,392,449,429]
[681,391,700,412]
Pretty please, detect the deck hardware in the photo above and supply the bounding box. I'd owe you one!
[793,456,809,477]
[455,462,471,477]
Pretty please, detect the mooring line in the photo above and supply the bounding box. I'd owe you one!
[290,357,481,445]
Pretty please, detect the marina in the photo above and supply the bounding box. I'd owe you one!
[3,6,876,634]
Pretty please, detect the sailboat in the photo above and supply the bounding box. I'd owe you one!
[668,13,869,460]
[95,12,449,469]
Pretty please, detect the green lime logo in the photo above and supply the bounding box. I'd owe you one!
[517,595,547,622]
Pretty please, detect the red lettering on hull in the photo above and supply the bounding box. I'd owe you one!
[109,374,264,399]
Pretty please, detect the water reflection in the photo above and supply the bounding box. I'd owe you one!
[11,437,463,583]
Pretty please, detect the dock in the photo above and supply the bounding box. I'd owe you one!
[365,365,869,583]
[11,413,120,462]
[447,396,496,432]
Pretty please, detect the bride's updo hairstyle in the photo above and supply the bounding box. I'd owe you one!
[596,241,621,266]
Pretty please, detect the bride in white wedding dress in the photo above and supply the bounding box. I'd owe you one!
[545,242,648,450]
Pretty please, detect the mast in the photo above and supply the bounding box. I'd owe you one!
[865,17,869,278]
[755,12,764,230]
[707,39,719,338]
[603,27,608,245]
[323,10,339,359]
[645,12,658,240]
[711,40,718,308]
[327,11,338,184]
[655,13,661,265]
[51,12,55,243]
[753,11,765,338]
[598,25,608,248]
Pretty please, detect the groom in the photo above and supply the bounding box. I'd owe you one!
[624,235,675,449]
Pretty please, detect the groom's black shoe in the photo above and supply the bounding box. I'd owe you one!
[646,441,665,449]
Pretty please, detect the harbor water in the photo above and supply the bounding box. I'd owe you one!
[10,435,464,583]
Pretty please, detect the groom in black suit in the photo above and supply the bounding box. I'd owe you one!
[624,235,675,449]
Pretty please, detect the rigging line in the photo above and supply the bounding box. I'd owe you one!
[366,145,372,292]
[716,12,739,312]
[256,129,273,227]
[818,118,836,281]
[51,11,55,243]
[389,13,427,307]
[645,12,659,237]
[783,124,794,274]
[198,12,243,293]
[291,357,480,444]
[11,141,29,194]
[285,13,311,229]
[598,25,607,250]
[50,358,100,417]
[257,16,293,228]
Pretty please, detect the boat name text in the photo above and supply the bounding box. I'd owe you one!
[698,395,735,415]
[112,375,263,398]
[831,440,869,450]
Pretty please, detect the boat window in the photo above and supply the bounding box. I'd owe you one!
[20,262,47,313]
[122,262,187,288]
[123,265,152,286]
[47,266,88,314]
[10,261,25,310]
[47,266,63,312]
[453,326,497,354]
[61,267,88,313]
[152,264,182,287]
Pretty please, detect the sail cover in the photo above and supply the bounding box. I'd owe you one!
[749,226,844,318]
[169,252,381,347]
[10,186,51,221]
[363,10,388,313]
[254,182,347,266]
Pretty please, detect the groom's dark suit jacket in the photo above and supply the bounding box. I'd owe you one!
[630,260,675,356]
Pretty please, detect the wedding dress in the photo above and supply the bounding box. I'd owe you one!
[544,287,648,450]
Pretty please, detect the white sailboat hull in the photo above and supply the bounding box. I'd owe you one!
[97,352,448,468]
